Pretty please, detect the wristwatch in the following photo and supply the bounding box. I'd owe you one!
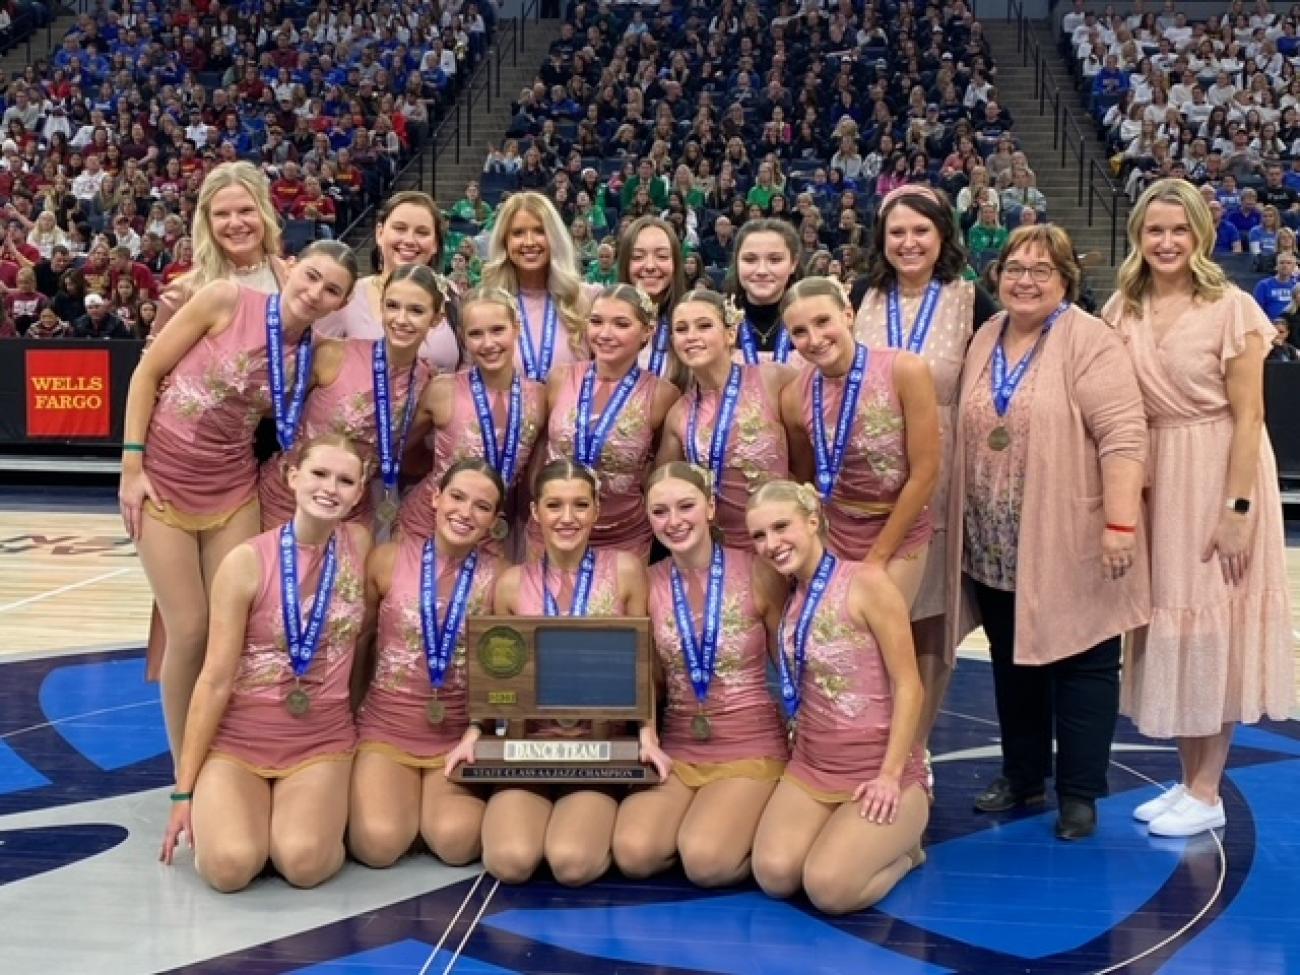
[1226,497,1251,515]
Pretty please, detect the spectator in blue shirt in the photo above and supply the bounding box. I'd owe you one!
[1215,173,1242,214]
[1227,187,1263,236]
[1249,205,1282,258]
[1092,54,1129,100]
[1253,251,1300,319]
[1210,199,1243,253]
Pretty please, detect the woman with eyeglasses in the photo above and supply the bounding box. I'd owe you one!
[948,225,1149,841]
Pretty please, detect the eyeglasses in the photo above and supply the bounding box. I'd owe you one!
[1001,262,1058,283]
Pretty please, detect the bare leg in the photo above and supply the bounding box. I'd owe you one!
[482,787,552,883]
[677,776,778,888]
[1176,736,1202,789]
[268,758,353,888]
[348,750,421,868]
[751,780,834,900]
[136,517,206,768]
[912,614,953,750]
[545,789,619,887]
[421,771,488,866]
[190,757,272,893]
[1186,723,1235,805]
[612,774,694,879]
[886,544,930,611]
[801,785,930,915]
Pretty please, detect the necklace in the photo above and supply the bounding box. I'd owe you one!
[232,257,269,275]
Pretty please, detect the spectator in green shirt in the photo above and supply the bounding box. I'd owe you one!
[746,161,781,211]
[967,202,1009,260]
[621,158,668,211]
[586,242,618,285]
[449,181,494,227]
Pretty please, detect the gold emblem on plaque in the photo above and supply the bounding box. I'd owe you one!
[478,625,528,679]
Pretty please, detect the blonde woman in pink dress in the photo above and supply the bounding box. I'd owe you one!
[159,434,371,892]
[258,264,440,532]
[349,460,506,868]
[314,191,462,374]
[1105,178,1295,838]
[853,185,1000,766]
[746,480,928,915]
[485,460,654,886]
[656,289,795,549]
[780,277,941,608]
[397,288,548,555]
[612,462,789,886]
[119,242,359,766]
[480,191,596,382]
[533,285,680,559]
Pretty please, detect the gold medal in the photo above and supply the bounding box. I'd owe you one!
[285,687,311,717]
[987,426,1011,452]
[786,719,797,748]
[377,493,399,529]
[691,712,712,742]
[426,698,446,725]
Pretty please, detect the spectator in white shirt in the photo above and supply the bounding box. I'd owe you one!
[1163,12,1193,48]
[71,154,107,201]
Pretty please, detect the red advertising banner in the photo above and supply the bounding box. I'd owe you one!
[25,348,112,438]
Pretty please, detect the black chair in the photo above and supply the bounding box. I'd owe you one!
[282,219,317,256]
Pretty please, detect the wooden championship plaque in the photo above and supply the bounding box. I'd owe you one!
[452,616,659,785]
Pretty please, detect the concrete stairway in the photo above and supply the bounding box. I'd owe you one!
[432,18,562,206]
[982,21,1128,303]
[341,17,561,264]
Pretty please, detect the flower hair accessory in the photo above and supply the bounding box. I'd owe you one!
[688,462,715,496]
[633,284,658,318]
[794,482,822,514]
[722,294,745,328]
[431,272,454,306]
[579,461,603,494]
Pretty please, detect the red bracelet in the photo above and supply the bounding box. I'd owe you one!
[1105,523,1137,534]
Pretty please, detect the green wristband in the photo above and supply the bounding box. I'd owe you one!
[122,442,146,453]
[169,791,193,802]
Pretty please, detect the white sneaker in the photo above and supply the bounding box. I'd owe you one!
[1133,783,1186,823]
[1148,793,1226,837]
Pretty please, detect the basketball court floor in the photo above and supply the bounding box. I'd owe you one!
[2,487,1299,975]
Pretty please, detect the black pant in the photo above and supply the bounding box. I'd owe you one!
[973,581,1121,802]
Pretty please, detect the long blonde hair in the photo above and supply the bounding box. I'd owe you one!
[481,191,586,354]
[1115,178,1228,317]
[178,162,283,298]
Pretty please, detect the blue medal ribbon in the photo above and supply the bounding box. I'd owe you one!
[419,538,480,692]
[738,317,793,364]
[811,343,869,500]
[776,550,836,722]
[371,340,419,494]
[518,294,558,382]
[542,547,596,617]
[278,522,339,679]
[685,364,742,498]
[574,364,642,468]
[991,303,1069,416]
[887,280,942,353]
[265,293,314,451]
[469,367,524,484]
[647,314,671,376]
[670,543,726,708]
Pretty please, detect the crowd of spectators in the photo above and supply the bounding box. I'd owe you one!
[0,0,496,339]
[444,0,1049,297]
[1063,0,1300,335]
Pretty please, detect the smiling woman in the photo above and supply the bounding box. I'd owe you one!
[119,241,359,771]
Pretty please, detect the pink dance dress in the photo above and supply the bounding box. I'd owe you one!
[207,525,365,776]
[798,347,934,562]
[782,557,928,802]
[648,548,788,783]
[535,363,672,558]
[669,365,789,549]
[144,286,300,522]
[258,339,430,529]
[356,539,501,765]
[396,369,546,547]
[314,278,462,375]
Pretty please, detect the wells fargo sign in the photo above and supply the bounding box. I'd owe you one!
[25,349,112,438]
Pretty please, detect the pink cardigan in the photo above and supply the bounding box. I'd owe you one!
[945,305,1152,665]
